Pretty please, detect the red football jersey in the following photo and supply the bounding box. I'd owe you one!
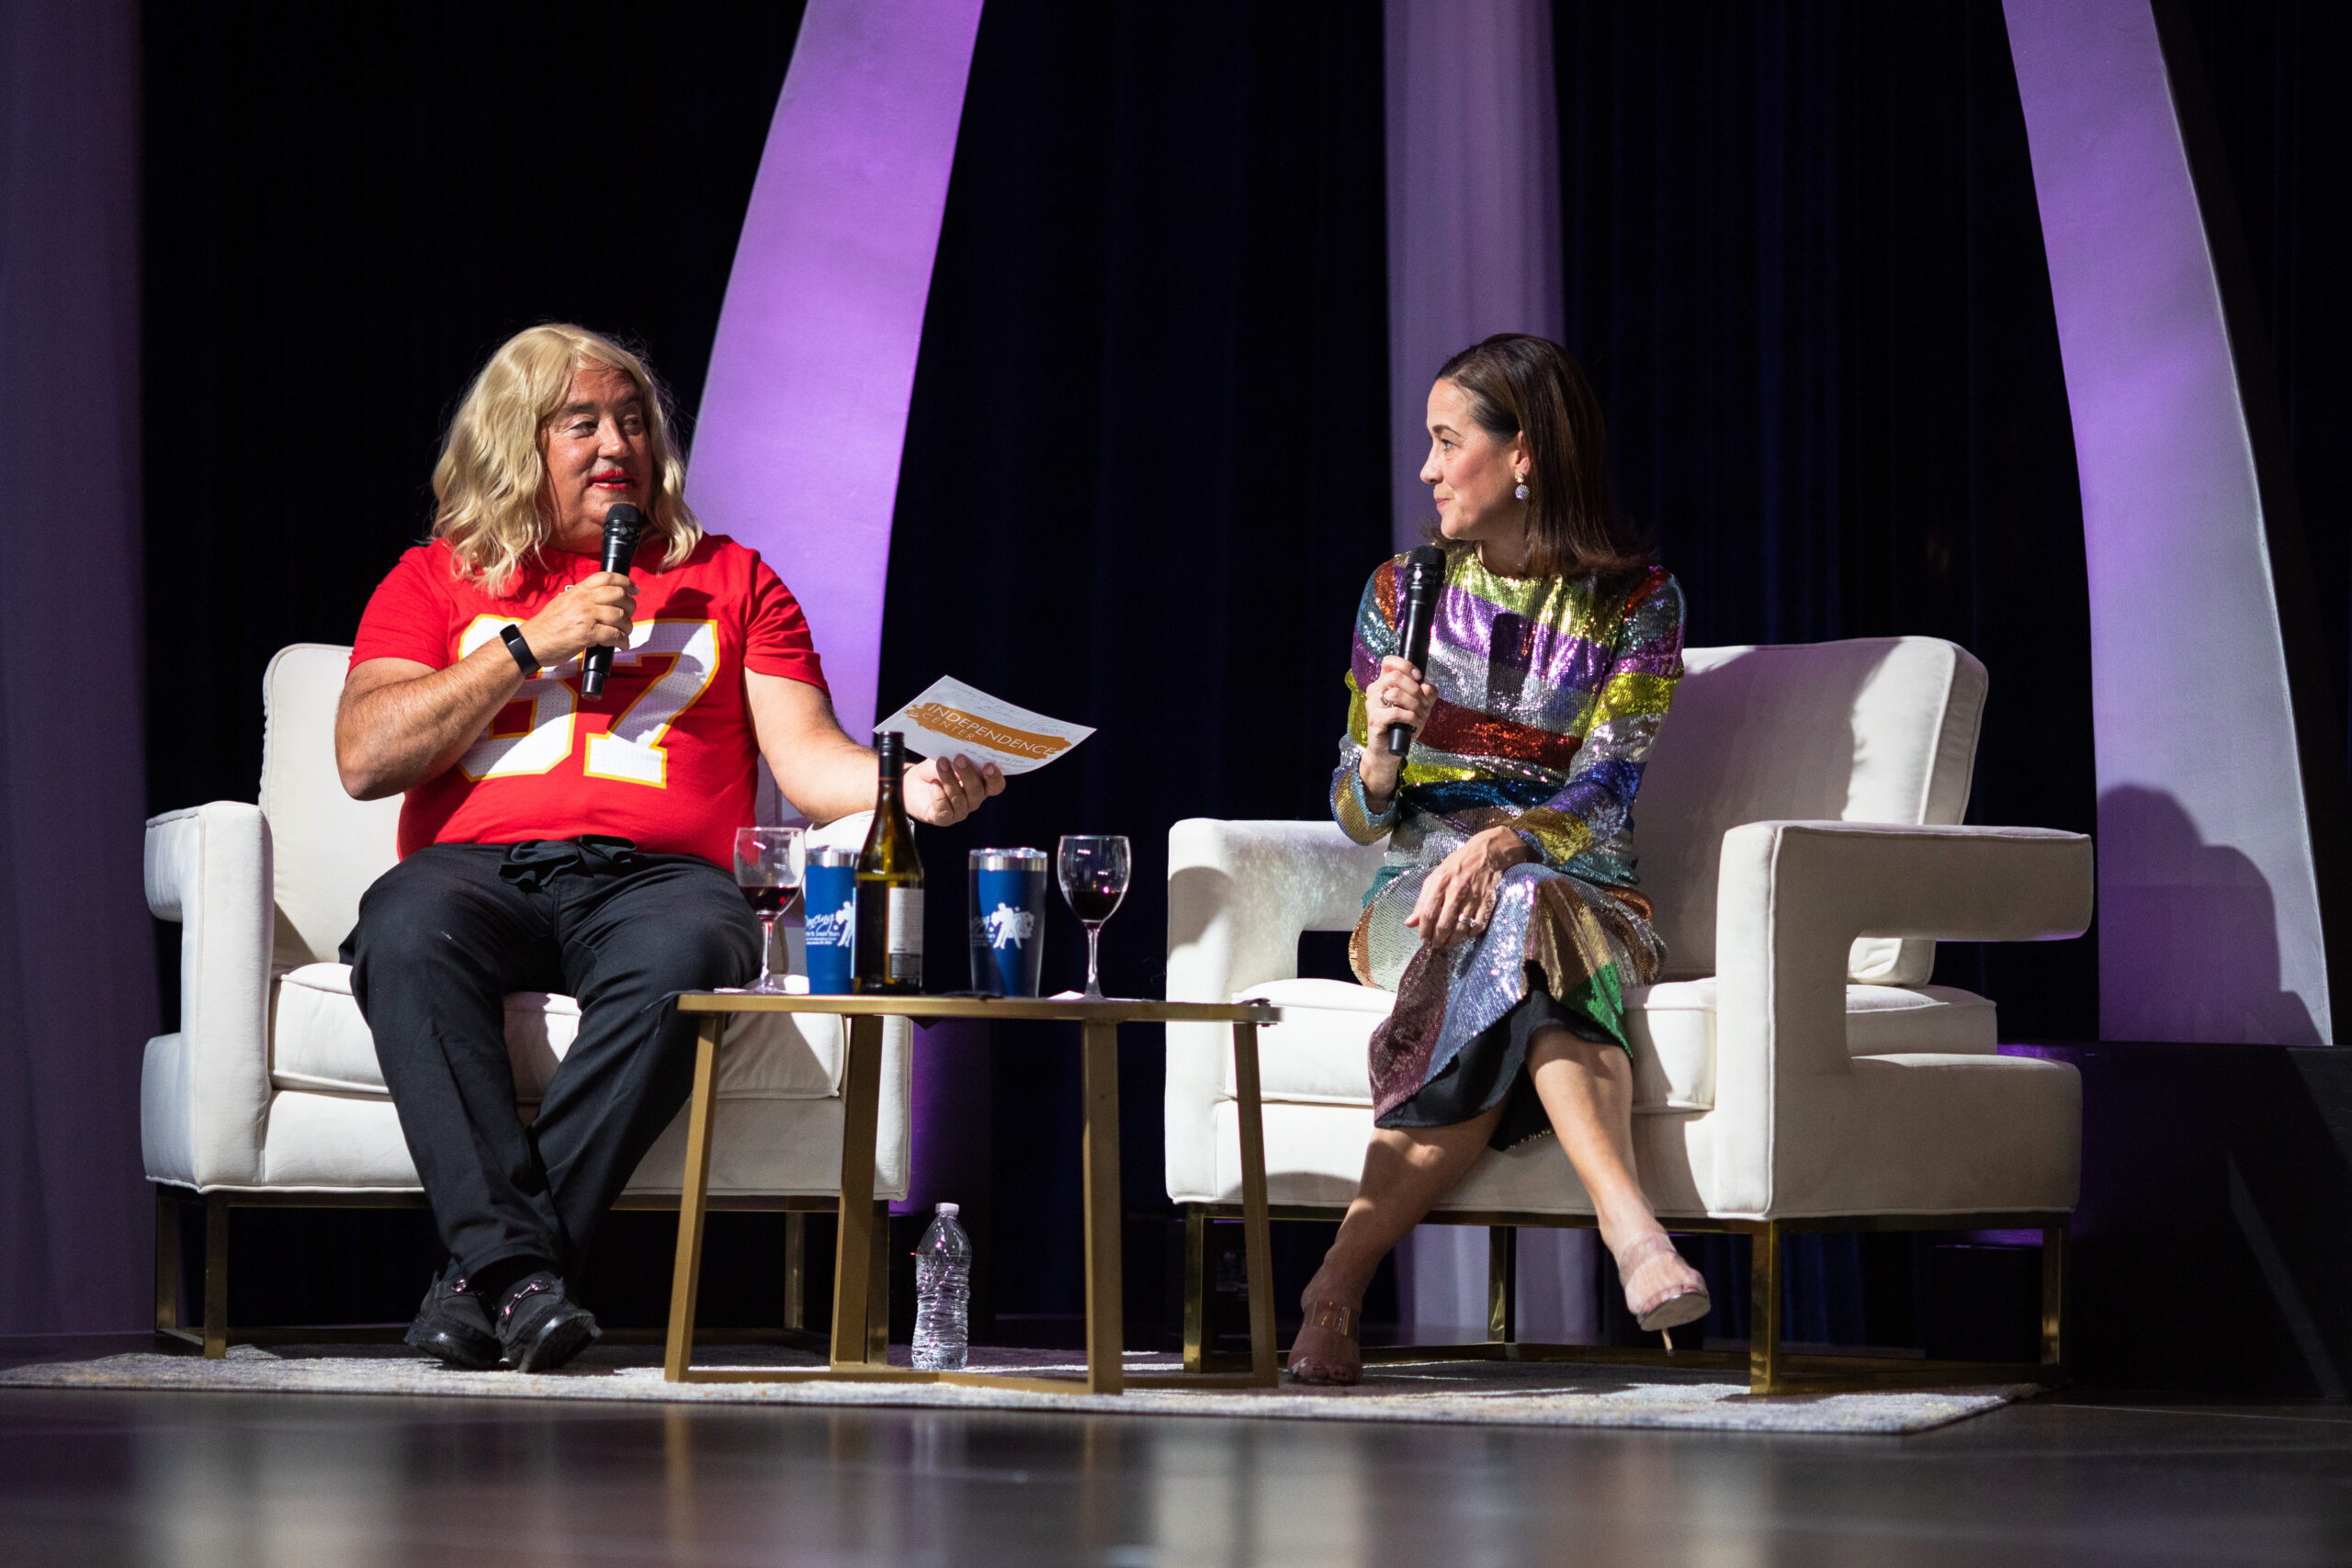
[349,535,828,866]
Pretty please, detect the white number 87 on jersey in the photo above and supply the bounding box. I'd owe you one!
[456,616,719,788]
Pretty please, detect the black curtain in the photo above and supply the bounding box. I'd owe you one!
[1555,0,2096,1045]
[1551,0,2096,1351]
[141,2,807,829]
[878,3,1392,1333]
[2179,0,2352,771]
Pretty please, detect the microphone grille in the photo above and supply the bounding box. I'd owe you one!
[1405,544,1447,581]
[603,502,645,541]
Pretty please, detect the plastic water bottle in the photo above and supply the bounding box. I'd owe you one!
[911,1202,972,1371]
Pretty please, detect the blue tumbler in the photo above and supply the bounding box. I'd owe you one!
[803,847,858,995]
[967,848,1047,997]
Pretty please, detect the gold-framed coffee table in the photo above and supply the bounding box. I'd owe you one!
[662,993,1283,1393]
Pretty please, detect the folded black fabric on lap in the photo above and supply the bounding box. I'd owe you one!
[495,836,640,894]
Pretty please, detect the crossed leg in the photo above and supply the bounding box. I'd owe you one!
[1289,1028,1708,1381]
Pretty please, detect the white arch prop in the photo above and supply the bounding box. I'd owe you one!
[2006,0,2343,1043]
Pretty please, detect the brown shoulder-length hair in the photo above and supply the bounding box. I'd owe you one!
[1434,333,1652,581]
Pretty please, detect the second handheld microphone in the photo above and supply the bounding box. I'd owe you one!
[581,502,644,700]
[1385,545,1448,757]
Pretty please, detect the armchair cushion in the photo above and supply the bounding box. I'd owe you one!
[1636,638,1986,986]
[1187,1045,2079,1217]
[271,963,845,1101]
[1227,976,1996,1114]
[260,646,403,968]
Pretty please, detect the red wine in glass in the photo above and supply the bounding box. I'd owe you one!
[742,884,798,917]
[1056,835,1131,999]
[733,827,806,994]
[1062,883,1125,924]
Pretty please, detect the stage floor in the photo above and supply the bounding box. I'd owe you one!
[3,1336,2346,1566]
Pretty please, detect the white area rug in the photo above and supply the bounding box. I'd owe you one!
[0,1343,2032,1435]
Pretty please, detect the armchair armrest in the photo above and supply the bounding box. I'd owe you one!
[1164,818,1386,1200]
[1716,819,2092,1072]
[1167,818,1388,1002]
[144,803,275,1185]
[1711,820,2092,1208]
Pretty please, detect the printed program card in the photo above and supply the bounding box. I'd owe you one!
[875,677,1094,775]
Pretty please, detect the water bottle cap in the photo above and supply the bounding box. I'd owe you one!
[935,1202,959,1216]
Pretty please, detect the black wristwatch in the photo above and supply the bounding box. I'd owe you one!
[500,623,540,677]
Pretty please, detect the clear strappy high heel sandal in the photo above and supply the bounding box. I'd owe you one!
[1283,1301,1363,1385]
[1616,1233,1711,1345]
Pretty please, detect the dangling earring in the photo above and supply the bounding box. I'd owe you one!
[1514,474,1530,502]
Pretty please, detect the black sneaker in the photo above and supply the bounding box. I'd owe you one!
[495,1270,600,1372]
[404,1269,500,1370]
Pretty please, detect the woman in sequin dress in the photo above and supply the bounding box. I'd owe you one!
[1287,334,1713,1385]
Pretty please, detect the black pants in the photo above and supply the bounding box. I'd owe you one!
[344,841,759,1280]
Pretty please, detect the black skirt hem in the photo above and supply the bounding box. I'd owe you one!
[1374,980,1623,1151]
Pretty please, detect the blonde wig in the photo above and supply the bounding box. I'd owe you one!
[431,323,701,594]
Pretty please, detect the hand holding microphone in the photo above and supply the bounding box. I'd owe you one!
[581,503,644,698]
[1357,547,1444,814]
[1365,656,1437,747]
[514,503,641,681]
[1382,546,1447,757]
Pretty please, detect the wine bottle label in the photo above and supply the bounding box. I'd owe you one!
[888,888,924,957]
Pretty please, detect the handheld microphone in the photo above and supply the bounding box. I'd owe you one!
[1385,545,1447,757]
[581,502,644,700]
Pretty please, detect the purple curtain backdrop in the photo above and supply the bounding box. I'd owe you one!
[1383,0,1596,1339]
[0,0,154,1334]
[1384,0,1566,558]
[2004,0,2335,1044]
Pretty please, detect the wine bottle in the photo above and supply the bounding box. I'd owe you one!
[854,731,925,993]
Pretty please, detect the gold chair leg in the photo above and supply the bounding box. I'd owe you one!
[866,1201,889,1365]
[1488,1225,1518,1344]
[202,1194,229,1359]
[1748,1222,1782,1393]
[1182,1205,1209,1373]
[1229,1021,1277,1386]
[782,1211,807,1334]
[153,1187,181,1339]
[2041,1222,2070,1372]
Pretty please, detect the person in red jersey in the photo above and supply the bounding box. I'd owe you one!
[334,324,1003,1372]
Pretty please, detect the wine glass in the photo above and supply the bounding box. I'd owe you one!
[1057,835,1131,1000]
[733,827,805,994]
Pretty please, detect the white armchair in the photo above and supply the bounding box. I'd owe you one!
[1166,637,2093,1393]
[143,644,909,1356]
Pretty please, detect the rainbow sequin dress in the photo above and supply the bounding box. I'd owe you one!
[1331,548,1685,1146]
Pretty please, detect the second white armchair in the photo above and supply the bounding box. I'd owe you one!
[1166,636,2092,1393]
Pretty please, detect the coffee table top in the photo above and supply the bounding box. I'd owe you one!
[676,992,1280,1025]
